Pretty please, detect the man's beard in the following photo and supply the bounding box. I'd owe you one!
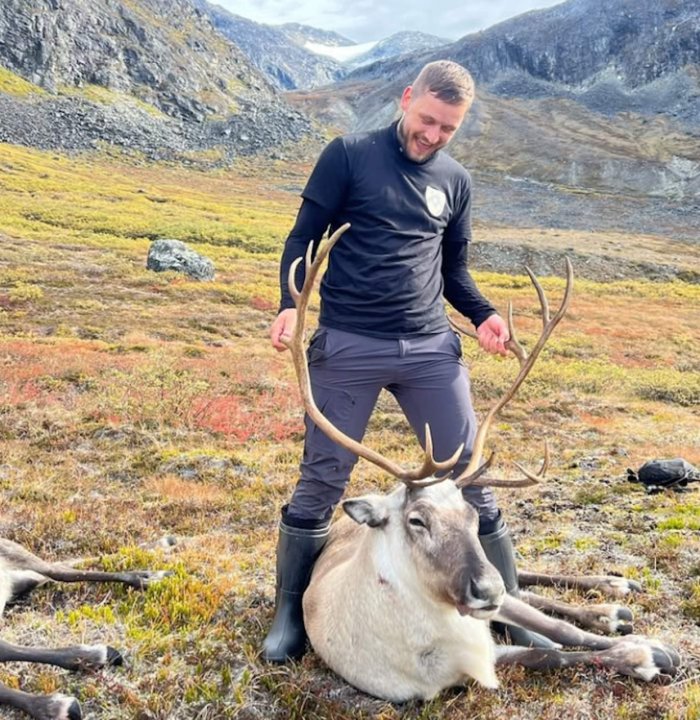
[397,117,440,163]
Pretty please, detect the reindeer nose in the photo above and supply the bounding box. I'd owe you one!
[470,573,505,606]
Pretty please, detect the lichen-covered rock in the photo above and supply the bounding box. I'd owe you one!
[147,239,215,281]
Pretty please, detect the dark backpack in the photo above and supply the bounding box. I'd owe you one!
[627,458,700,494]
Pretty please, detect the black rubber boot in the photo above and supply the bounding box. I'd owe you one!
[261,508,331,663]
[479,518,558,649]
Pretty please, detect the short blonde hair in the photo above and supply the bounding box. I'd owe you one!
[412,60,475,105]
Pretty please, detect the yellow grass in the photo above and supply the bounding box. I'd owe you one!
[0,142,698,719]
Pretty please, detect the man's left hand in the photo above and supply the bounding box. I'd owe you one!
[476,314,510,356]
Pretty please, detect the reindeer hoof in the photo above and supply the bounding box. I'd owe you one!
[66,697,83,720]
[41,693,82,720]
[601,578,643,597]
[612,606,634,635]
[128,570,173,589]
[608,637,681,681]
[107,646,124,667]
[650,643,681,676]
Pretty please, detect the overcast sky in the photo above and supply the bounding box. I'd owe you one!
[211,0,565,43]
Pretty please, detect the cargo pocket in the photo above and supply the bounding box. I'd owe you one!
[304,381,358,466]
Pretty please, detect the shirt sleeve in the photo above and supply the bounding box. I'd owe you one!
[301,136,350,213]
[441,240,496,329]
[442,174,473,244]
[278,198,336,312]
[277,137,351,312]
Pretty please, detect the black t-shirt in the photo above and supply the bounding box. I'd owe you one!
[279,122,495,338]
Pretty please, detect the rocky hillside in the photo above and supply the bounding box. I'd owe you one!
[0,0,313,159]
[195,3,451,90]
[291,0,700,200]
[194,2,345,91]
[279,23,353,48]
[348,0,700,124]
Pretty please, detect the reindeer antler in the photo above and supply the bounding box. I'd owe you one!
[285,223,463,486]
[451,260,574,489]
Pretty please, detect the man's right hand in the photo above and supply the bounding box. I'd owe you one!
[270,308,297,352]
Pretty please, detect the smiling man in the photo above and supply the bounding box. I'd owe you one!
[263,60,551,662]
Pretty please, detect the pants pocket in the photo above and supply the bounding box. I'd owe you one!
[306,328,329,365]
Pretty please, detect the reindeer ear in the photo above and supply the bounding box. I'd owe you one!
[342,496,389,528]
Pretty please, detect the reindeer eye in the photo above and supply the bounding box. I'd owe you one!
[408,515,427,530]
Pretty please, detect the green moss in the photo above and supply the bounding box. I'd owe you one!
[60,604,118,626]
[573,536,600,551]
[0,66,46,96]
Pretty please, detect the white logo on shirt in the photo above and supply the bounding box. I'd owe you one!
[425,186,446,217]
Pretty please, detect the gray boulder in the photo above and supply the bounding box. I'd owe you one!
[147,239,215,281]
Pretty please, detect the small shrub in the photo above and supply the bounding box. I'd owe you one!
[94,353,210,429]
[682,580,700,622]
[8,282,44,303]
[633,369,700,407]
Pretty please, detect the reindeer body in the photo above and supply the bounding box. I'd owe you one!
[303,481,682,702]
[304,483,501,700]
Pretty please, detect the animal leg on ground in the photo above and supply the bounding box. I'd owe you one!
[493,595,680,680]
[518,570,642,598]
[519,590,634,635]
[0,682,82,720]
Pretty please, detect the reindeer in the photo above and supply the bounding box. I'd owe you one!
[281,224,681,702]
[0,538,169,720]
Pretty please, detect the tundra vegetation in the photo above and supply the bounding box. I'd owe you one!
[0,142,698,719]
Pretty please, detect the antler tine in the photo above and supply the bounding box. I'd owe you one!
[448,316,478,340]
[403,426,465,488]
[506,300,528,364]
[525,265,550,325]
[512,440,550,483]
[285,223,462,484]
[454,261,573,489]
[462,440,550,488]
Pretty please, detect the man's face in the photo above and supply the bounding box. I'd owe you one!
[398,86,470,162]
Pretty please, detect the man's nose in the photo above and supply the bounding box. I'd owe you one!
[424,125,440,144]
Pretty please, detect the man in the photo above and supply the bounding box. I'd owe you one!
[264,60,552,662]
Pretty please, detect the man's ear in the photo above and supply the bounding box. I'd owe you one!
[342,495,389,528]
[399,85,413,113]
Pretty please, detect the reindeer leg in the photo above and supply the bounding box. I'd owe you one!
[0,638,123,672]
[520,590,634,635]
[0,682,81,720]
[518,571,642,598]
[494,596,680,680]
[1,539,169,592]
[495,640,679,682]
[41,565,169,590]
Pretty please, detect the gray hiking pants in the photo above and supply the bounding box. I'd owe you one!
[288,326,499,523]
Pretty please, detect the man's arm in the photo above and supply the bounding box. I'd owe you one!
[442,242,509,356]
[278,199,335,313]
[271,199,335,352]
[271,137,350,351]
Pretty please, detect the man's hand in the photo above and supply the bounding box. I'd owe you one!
[476,313,509,356]
[270,308,297,352]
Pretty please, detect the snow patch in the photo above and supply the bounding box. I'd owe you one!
[304,40,378,62]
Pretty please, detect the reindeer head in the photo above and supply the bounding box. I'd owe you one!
[343,481,506,619]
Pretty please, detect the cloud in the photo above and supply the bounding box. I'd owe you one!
[211,0,565,42]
